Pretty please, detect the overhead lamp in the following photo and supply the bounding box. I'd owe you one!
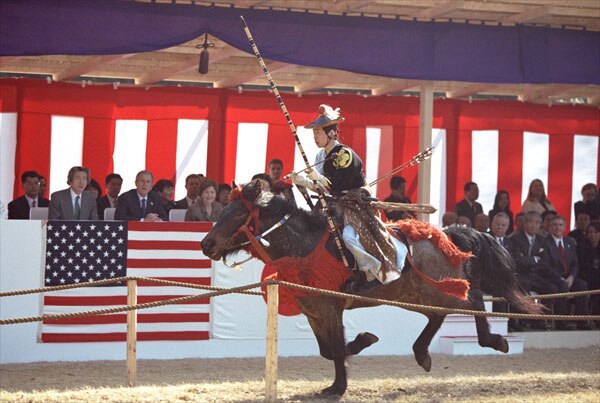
[196,33,215,75]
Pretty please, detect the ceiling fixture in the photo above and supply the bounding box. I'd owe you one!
[196,33,215,75]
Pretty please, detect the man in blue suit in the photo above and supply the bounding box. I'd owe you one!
[115,170,167,222]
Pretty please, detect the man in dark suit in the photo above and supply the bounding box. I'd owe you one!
[512,211,568,326]
[97,173,123,219]
[49,166,98,220]
[546,215,590,329]
[8,171,50,219]
[454,181,483,225]
[175,174,203,209]
[115,170,167,222]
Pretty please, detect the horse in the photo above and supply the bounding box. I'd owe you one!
[201,180,542,396]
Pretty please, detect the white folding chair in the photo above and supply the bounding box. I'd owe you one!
[104,207,116,221]
[29,207,49,220]
[169,209,187,222]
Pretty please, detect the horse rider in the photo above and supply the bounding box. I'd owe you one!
[290,104,408,291]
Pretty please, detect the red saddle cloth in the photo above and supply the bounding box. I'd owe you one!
[261,232,349,316]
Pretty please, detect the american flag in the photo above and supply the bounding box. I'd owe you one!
[41,221,213,343]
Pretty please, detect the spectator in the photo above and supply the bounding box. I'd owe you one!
[8,171,50,219]
[577,222,600,318]
[268,159,284,183]
[252,173,272,191]
[540,210,557,237]
[85,178,102,201]
[441,212,458,227]
[454,181,483,226]
[546,215,590,329]
[97,173,123,219]
[185,179,223,222]
[38,175,47,198]
[490,212,514,255]
[115,170,166,222]
[574,183,600,222]
[152,179,178,213]
[568,212,591,246]
[176,174,203,209]
[49,166,98,220]
[488,190,514,235]
[384,176,412,221]
[511,211,568,327]
[457,216,472,227]
[217,183,232,208]
[511,212,526,236]
[473,213,490,233]
[521,179,556,215]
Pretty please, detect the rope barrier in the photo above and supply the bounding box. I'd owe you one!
[483,288,600,302]
[1,277,599,325]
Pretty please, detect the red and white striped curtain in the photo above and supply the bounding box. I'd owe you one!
[1,79,598,228]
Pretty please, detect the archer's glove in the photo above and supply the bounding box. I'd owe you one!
[307,169,331,189]
[290,172,315,190]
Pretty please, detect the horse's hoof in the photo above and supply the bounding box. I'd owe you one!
[320,383,346,396]
[418,354,432,372]
[498,337,509,353]
[360,332,380,346]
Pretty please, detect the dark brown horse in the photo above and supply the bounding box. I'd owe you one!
[201,181,541,396]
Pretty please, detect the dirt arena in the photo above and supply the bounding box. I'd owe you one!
[1,347,599,402]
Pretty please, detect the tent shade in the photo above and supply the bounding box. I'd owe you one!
[1,0,599,85]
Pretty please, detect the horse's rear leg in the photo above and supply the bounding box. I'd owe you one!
[412,314,445,372]
[470,289,509,353]
[298,296,348,396]
[345,332,379,356]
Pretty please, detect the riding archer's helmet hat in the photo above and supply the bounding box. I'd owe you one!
[304,104,345,129]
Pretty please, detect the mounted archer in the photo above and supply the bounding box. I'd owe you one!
[290,104,407,291]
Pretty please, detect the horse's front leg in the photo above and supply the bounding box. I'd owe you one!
[298,296,348,396]
[470,288,509,353]
[412,313,445,372]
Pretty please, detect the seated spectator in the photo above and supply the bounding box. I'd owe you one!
[252,173,272,191]
[574,183,600,222]
[384,176,413,221]
[97,173,123,219]
[488,190,514,235]
[115,170,166,222]
[568,212,591,246]
[521,179,556,215]
[217,183,232,208]
[512,211,568,327]
[457,215,472,227]
[176,174,203,209]
[577,222,600,318]
[546,215,590,329]
[511,212,526,236]
[473,213,490,233]
[185,179,223,222]
[454,182,483,226]
[540,210,557,237]
[49,166,98,220]
[441,211,458,227]
[38,175,47,198]
[85,178,102,201]
[268,159,284,183]
[8,170,50,219]
[152,179,178,213]
[490,212,514,254]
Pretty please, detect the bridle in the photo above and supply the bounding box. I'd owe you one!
[226,187,291,265]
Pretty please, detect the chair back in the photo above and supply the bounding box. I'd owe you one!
[104,207,116,221]
[30,207,49,220]
[169,209,187,222]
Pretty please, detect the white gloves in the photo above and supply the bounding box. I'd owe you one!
[307,169,331,188]
[290,172,315,190]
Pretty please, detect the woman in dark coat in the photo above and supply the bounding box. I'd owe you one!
[488,190,514,235]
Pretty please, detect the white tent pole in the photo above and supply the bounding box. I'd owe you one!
[417,82,434,222]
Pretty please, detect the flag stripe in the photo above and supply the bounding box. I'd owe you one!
[42,322,209,334]
[138,277,211,287]
[43,313,210,325]
[44,295,209,305]
[44,304,209,314]
[127,240,201,250]
[41,331,209,343]
[127,258,211,268]
[128,221,213,232]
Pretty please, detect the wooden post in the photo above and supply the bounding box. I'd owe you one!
[126,280,138,387]
[417,81,434,222]
[265,284,279,402]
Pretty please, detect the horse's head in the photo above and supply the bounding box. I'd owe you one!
[201,179,282,261]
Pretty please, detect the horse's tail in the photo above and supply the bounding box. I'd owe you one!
[443,226,543,315]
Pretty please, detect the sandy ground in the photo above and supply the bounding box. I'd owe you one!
[1,347,599,402]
